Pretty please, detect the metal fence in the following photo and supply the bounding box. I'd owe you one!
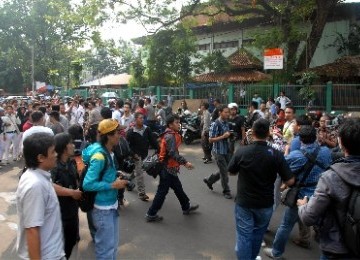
[59,83,360,112]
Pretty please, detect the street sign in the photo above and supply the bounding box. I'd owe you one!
[264,48,283,70]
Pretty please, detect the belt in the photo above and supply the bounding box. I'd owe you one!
[6,130,17,134]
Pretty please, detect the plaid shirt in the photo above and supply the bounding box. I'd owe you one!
[209,118,230,155]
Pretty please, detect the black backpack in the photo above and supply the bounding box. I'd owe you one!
[78,151,108,212]
[341,185,360,256]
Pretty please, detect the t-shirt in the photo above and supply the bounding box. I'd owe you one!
[22,126,54,144]
[146,104,156,121]
[16,168,65,259]
[112,109,122,124]
[228,141,293,208]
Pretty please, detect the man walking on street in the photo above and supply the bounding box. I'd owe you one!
[127,112,158,201]
[200,102,212,164]
[228,119,295,260]
[203,105,233,199]
[146,114,198,222]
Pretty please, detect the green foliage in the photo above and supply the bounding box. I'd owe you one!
[145,25,196,86]
[297,72,318,101]
[130,53,146,88]
[194,50,230,75]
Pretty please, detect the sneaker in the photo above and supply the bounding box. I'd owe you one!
[138,193,149,201]
[203,159,212,164]
[292,238,311,249]
[145,214,163,222]
[183,204,199,215]
[224,193,233,199]
[263,248,283,260]
[203,178,213,190]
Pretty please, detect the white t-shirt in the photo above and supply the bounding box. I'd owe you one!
[112,109,122,124]
[16,168,65,259]
[22,126,54,144]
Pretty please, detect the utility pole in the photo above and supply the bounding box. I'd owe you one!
[31,45,35,94]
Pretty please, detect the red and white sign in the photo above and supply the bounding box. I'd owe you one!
[264,48,283,70]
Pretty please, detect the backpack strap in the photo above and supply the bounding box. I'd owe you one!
[98,150,109,181]
[296,146,321,186]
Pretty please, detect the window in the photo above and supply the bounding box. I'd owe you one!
[213,40,239,49]
[198,44,211,51]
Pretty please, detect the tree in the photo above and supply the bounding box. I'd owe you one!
[146,25,196,86]
[194,50,230,74]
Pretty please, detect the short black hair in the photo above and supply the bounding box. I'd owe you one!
[49,111,60,122]
[166,114,179,127]
[116,99,124,108]
[285,105,296,114]
[214,98,221,104]
[52,105,60,112]
[218,104,229,113]
[31,111,44,123]
[295,115,312,126]
[134,112,143,119]
[250,101,258,110]
[339,118,360,155]
[124,102,131,109]
[146,98,151,104]
[23,133,54,169]
[299,125,317,144]
[100,107,112,119]
[202,102,209,109]
[54,133,72,159]
[68,124,84,140]
[252,118,270,139]
[138,99,145,108]
[38,106,47,115]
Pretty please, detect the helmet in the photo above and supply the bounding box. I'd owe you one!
[228,103,238,109]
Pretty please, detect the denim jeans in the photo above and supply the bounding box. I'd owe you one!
[207,153,231,193]
[147,169,190,216]
[235,204,273,260]
[92,208,119,260]
[272,206,299,257]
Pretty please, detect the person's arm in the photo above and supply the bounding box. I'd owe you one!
[208,121,230,143]
[53,184,82,200]
[298,174,332,226]
[228,151,240,175]
[203,112,210,132]
[26,227,41,260]
[279,153,295,186]
[165,134,187,165]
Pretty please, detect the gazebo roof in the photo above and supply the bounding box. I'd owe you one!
[193,70,270,83]
[228,48,263,69]
[307,55,360,78]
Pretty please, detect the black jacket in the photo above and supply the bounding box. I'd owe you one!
[126,125,158,159]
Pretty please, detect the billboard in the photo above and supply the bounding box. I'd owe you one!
[264,48,284,70]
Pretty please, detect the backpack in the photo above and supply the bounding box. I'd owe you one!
[142,132,167,178]
[78,151,108,212]
[341,185,360,256]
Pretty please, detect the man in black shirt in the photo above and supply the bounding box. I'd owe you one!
[227,103,245,154]
[228,118,294,260]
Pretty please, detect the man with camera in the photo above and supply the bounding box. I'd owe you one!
[228,103,245,155]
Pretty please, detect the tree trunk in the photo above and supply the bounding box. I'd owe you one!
[296,0,338,71]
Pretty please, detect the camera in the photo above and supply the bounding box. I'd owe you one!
[118,171,136,191]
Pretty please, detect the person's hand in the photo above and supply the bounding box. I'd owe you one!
[280,183,287,192]
[223,131,231,139]
[297,196,308,207]
[112,178,128,190]
[71,189,82,200]
[185,162,194,170]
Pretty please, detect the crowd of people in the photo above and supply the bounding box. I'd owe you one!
[3,91,359,260]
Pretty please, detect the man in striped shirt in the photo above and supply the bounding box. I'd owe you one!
[203,105,232,199]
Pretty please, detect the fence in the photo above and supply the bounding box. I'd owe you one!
[59,83,360,112]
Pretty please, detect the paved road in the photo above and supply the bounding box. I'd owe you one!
[0,142,321,259]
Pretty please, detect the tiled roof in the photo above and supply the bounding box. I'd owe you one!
[307,55,360,78]
[228,48,262,69]
[193,70,270,83]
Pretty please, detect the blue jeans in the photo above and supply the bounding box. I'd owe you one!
[147,169,190,216]
[92,208,119,260]
[272,206,299,257]
[235,204,273,260]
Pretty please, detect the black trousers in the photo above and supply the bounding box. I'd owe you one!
[147,169,190,216]
[63,217,79,259]
[201,132,212,160]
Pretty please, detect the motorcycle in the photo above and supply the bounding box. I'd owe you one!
[181,114,201,145]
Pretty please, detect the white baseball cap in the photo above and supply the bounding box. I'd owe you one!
[228,103,238,109]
